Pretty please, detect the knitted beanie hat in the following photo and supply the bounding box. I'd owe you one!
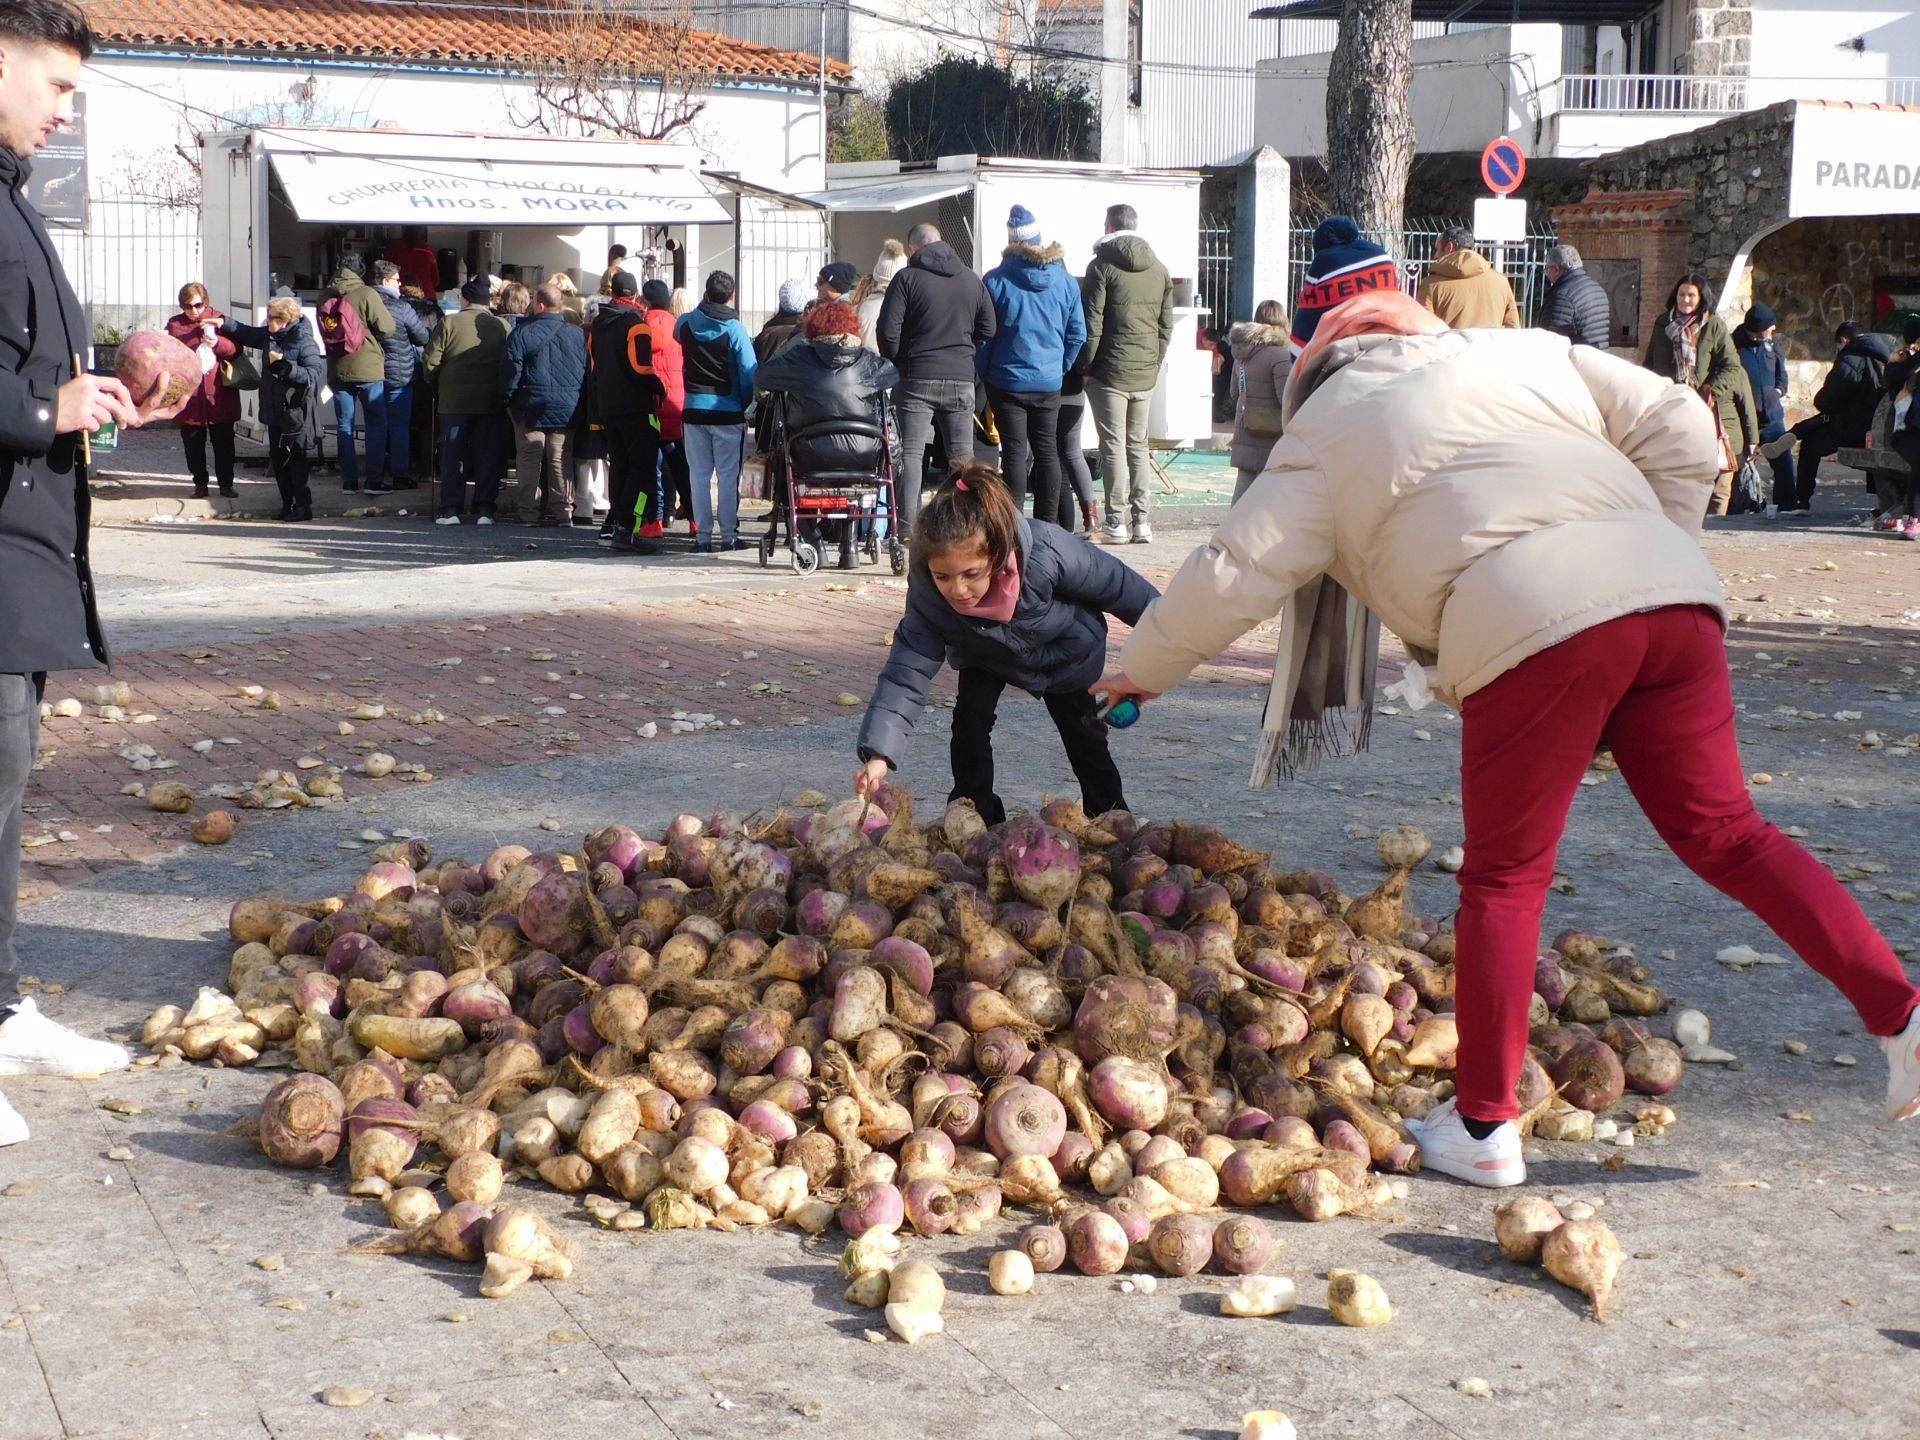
[1290,215,1398,350]
[778,278,809,314]
[872,238,907,285]
[1007,204,1042,246]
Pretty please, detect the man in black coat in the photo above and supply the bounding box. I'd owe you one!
[1777,322,1896,510]
[0,0,145,1145]
[1534,244,1611,350]
[875,222,995,527]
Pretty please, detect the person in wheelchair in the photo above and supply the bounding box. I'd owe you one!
[755,301,901,567]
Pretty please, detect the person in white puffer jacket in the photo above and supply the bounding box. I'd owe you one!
[1096,291,1920,1188]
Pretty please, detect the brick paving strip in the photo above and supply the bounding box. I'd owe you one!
[18,532,1920,900]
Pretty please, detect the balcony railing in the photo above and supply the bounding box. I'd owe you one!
[1559,73,1920,114]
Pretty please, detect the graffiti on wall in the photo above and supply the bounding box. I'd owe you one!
[1752,221,1920,362]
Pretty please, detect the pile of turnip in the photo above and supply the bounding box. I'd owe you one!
[147,789,1685,1302]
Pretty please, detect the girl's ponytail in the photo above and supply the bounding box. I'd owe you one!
[913,461,1020,570]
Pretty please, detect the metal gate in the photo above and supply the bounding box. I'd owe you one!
[732,190,827,334]
[1198,204,1237,331]
[48,197,202,347]
[1289,218,1561,324]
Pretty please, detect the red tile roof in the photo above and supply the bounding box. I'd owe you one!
[82,0,851,82]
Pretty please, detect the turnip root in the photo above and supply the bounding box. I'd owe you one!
[1541,1218,1622,1321]
[1326,1269,1392,1326]
[1066,1209,1129,1275]
[484,1206,574,1280]
[348,1012,467,1062]
[989,1250,1035,1295]
[258,1074,346,1168]
[1002,820,1081,914]
[1344,869,1408,943]
[1018,1223,1068,1273]
[479,1253,535,1299]
[1551,1038,1626,1113]
[983,1082,1066,1161]
[1376,826,1432,871]
[1221,1275,1296,1318]
[1088,1056,1170,1131]
[1169,823,1265,875]
[1212,1215,1277,1275]
[1340,993,1394,1056]
[1488,1192,1566,1268]
[1622,1037,1684,1096]
[384,1186,441,1229]
[1147,1213,1214,1276]
[1283,1156,1377,1222]
[843,1270,891,1307]
[446,1151,504,1206]
[1403,1014,1458,1069]
[887,1258,945,1312]
[885,1301,945,1344]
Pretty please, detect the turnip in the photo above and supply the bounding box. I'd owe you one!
[999,1153,1064,1208]
[484,1206,574,1281]
[1140,1212,1209,1276]
[1074,975,1179,1066]
[1168,823,1264,875]
[988,1250,1035,1295]
[1623,1037,1684,1096]
[1086,1055,1169,1132]
[983,1082,1067,1161]
[1493,1196,1565,1264]
[1002,968,1071,1031]
[829,965,888,1043]
[1541,1218,1622,1321]
[1403,1014,1458,1069]
[1551,1038,1626,1113]
[445,1150,504,1206]
[382,1185,441,1231]
[1340,993,1394,1056]
[1326,1269,1392,1326]
[975,1027,1032,1081]
[258,1074,346,1168]
[1212,1214,1276,1275]
[1066,1209,1129,1275]
[1221,1276,1297,1319]
[1376,826,1432,871]
[838,1181,905,1236]
[1100,1193,1152,1244]
[1017,1222,1069,1273]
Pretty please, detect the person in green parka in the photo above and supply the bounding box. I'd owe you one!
[1644,272,1758,516]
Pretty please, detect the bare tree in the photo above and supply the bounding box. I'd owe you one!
[1325,0,1415,239]
[510,0,713,143]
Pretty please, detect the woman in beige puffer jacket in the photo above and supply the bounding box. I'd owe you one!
[1226,300,1292,499]
[1100,294,1920,1187]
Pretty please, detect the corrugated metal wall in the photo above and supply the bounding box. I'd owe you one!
[1133,4,1281,167]
[689,0,851,59]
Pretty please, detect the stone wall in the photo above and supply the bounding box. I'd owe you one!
[1684,0,1752,77]
[1580,102,1793,298]
[1751,214,1920,360]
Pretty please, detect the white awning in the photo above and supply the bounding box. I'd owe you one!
[797,178,973,213]
[267,149,731,227]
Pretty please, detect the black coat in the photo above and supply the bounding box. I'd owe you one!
[1536,267,1611,349]
[1814,332,1895,445]
[874,242,996,383]
[223,316,327,446]
[754,339,899,473]
[1734,324,1789,430]
[0,148,103,675]
[857,516,1158,766]
[588,301,661,423]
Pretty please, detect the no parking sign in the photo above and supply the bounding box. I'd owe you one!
[1481,137,1526,196]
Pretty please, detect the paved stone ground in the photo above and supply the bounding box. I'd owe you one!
[2,452,1919,1440]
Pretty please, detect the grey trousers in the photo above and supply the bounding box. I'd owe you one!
[1086,379,1154,528]
[0,673,42,1003]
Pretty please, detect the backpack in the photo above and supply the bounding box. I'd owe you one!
[315,292,368,357]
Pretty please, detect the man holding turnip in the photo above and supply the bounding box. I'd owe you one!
[0,0,142,1148]
[1096,290,1920,1187]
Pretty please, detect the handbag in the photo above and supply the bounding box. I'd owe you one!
[1697,382,1736,473]
[1728,456,1767,515]
[218,351,261,391]
[1240,399,1286,441]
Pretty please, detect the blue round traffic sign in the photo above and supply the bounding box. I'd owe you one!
[1481,138,1526,196]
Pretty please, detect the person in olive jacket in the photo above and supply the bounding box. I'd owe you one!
[316,254,397,493]
[424,277,509,523]
[1643,273,1757,516]
[0,0,146,1147]
[1082,204,1173,546]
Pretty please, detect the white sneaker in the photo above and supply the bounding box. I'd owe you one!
[434,513,462,526]
[0,998,131,1077]
[1130,523,1153,544]
[1760,433,1796,460]
[1404,1097,1525,1187]
[475,515,494,527]
[1883,1007,1920,1121]
[1100,521,1131,544]
[0,1089,25,1146]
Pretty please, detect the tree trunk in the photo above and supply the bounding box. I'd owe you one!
[1325,0,1415,242]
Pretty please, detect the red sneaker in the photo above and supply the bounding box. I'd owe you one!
[638,520,665,539]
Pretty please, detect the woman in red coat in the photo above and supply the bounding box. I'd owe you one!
[165,281,242,496]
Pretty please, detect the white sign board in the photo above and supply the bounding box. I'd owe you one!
[268,152,731,227]
[1473,196,1527,243]
[1790,105,1920,219]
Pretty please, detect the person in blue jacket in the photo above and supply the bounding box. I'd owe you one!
[1733,303,1793,511]
[853,462,1156,823]
[674,270,758,552]
[979,205,1087,524]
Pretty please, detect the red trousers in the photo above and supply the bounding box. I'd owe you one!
[1454,605,1920,1122]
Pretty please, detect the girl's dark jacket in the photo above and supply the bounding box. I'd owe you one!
[858,515,1158,765]
[222,315,328,446]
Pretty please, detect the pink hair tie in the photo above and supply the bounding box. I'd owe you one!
[955,478,969,492]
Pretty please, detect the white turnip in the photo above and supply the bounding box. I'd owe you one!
[258,1074,346,1168]
[1326,1269,1392,1326]
[1541,1218,1622,1321]
[1492,1196,1565,1264]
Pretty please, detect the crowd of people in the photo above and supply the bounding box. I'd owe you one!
[166,200,1183,555]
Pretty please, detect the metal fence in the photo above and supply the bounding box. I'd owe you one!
[48,197,202,346]
[1290,219,1561,324]
[730,191,827,335]
[1198,205,1237,332]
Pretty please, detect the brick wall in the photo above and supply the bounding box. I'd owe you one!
[1551,190,1693,353]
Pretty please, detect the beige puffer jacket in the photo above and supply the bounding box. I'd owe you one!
[1120,328,1727,705]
